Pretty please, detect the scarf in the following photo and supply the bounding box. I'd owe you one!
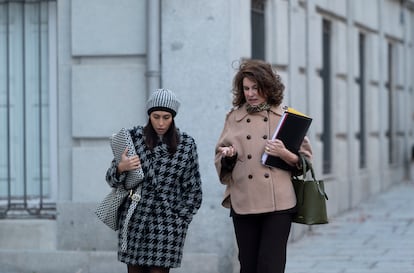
[246,102,271,114]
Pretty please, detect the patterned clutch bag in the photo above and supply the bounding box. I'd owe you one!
[110,128,144,189]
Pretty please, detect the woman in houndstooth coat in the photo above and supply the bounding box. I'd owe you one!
[105,89,203,273]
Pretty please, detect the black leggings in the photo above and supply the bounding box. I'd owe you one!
[232,211,293,273]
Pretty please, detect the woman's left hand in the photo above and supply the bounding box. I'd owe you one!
[264,139,286,157]
[265,139,299,165]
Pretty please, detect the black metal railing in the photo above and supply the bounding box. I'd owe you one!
[0,0,56,219]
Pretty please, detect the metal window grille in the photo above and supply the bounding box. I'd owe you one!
[321,19,332,174]
[387,42,395,165]
[251,0,265,60]
[358,33,366,169]
[0,0,55,219]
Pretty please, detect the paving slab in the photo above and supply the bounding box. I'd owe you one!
[286,182,414,273]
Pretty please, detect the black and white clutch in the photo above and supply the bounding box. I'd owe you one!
[110,128,144,189]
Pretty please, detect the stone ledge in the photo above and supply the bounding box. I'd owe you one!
[0,250,222,273]
[0,219,56,250]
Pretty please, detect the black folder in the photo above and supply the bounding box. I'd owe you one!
[261,108,312,170]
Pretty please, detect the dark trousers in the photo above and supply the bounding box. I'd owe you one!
[232,211,293,273]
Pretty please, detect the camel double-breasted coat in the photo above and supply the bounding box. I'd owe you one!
[215,104,312,214]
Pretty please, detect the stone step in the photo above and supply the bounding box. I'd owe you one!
[0,219,56,250]
[0,250,220,273]
[0,249,122,273]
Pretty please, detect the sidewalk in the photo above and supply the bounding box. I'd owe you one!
[285,181,414,273]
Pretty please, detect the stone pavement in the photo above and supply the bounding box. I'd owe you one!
[285,181,414,273]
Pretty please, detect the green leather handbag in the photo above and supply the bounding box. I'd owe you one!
[292,155,328,225]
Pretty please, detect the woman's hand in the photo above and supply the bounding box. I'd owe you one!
[264,139,286,157]
[117,147,141,173]
[218,145,237,158]
[265,139,299,165]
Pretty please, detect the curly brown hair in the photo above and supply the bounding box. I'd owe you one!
[232,59,284,107]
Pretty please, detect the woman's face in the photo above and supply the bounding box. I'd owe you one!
[149,110,173,135]
[243,77,266,106]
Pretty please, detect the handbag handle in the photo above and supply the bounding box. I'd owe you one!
[296,154,328,200]
[292,153,307,180]
[309,165,328,200]
[295,153,308,179]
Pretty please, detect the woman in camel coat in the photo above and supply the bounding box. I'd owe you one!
[215,59,312,273]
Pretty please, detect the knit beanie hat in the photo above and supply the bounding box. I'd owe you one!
[146,88,180,117]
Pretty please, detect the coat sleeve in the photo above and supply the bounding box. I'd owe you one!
[292,136,313,176]
[178,138,203,222]
[214,113,236,185]
[299,136,312,160]
[105,159,127,188]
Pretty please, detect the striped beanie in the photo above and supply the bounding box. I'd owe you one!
[146,88,180,117]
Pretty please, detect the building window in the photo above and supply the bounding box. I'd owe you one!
[386,42,394,164]
[251,0,265,60]
[0,0,56,217]
[321,19,332,174]
[357,33,366,168]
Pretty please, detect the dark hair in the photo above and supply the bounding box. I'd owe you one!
[143,119,180,154]
[232,59,285,107]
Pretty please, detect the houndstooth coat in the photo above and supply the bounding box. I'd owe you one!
[105,126,203,268]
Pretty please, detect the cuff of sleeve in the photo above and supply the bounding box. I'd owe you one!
[114,171,127,183]
[221,153,237,170]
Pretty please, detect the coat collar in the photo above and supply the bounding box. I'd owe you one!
[233,103,285,121]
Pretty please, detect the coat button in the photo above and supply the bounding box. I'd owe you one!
[264,117,268,122]
[247,154,252,159]
[263,135,268,139]
[247,118,251,123]
[248,174,253,179]
[264,173,270,178]
[246,135,251,140]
